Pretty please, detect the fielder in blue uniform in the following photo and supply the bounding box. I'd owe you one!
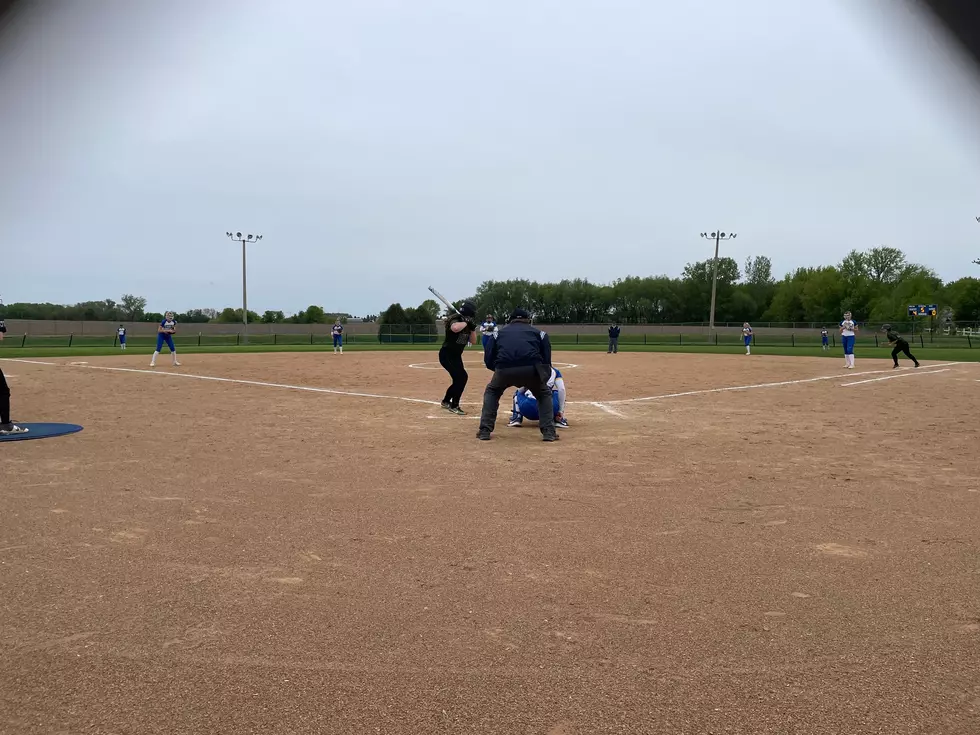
[508,367,568,428]
[821,327,829,350]
[742,322,753,355]
[117,325,127,350]
[332,321,344,353]
[840,311,857,369]
[480,315,498,350]
[150,312,180,367]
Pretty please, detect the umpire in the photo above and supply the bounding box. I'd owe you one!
[477,308,558,442]
[608,323,621,354]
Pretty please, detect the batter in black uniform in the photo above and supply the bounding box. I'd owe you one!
[477,308,558,442]
[0,367,27,435]
[439,301,478,414]
[882,324,920,369]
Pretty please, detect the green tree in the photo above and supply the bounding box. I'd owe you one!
[302,305,328,323]
[682,257,741,286]
[866,246,907,284]
[216,307,261,323]
[120,294,147,320]
[380,303,408,324]
[262,310,286,323]
[945,277,980,322]
[177,309,214,323]
[743,256,774,286]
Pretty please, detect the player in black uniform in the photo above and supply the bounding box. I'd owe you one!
[882,324,920,368]
[477,308,558,442]
[0,317,7,341]
[439,300,478,414]
[0,367,28,435]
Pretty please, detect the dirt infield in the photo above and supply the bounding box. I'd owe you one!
[1,351,979,734]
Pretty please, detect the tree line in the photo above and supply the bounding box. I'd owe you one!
[4,248,979,327]
[0,294,373,325]
[440,248,980,325]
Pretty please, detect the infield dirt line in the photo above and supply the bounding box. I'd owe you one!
[2,358,968,411]
[51,363,442,406]
[604,362,963,404]
[840,368,951,387]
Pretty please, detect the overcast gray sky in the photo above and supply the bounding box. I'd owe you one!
[2,0,979,316]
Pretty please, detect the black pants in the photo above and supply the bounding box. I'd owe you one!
[0,368,10,424]
[439,347,467,408]
[892,342,918,366]
[479,365,555,435]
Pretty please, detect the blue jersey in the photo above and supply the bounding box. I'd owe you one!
[514,368,564,419]
[117,327,126,338]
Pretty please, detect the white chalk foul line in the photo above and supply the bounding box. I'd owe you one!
[592,402,626,417]
[840,368,951,387]
[408,360,579,370]
[603,362,964,404]
[62,364,442,406]
[0,358,58,366]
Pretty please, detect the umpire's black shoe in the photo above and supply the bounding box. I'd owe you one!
[541,432,560,442]
[476,429,491,441]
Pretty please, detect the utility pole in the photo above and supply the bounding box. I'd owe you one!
[699,231,737,333]
[225,232,263,344]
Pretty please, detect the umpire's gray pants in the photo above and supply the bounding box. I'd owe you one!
[608,337,619,353]
[479,365,555,436]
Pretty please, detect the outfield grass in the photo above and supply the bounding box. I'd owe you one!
[2,340,977,362]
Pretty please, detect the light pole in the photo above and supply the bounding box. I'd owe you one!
[974,217,979,266]
[225,231,263,344]
[699,230,737,332]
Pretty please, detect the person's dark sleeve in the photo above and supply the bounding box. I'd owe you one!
[540,332,552,365]
[484,335,496,370]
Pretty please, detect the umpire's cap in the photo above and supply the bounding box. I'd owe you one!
[508,307,532,322]
[459,301,477,318]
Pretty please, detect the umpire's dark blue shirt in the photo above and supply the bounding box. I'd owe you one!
[484,321,552,370]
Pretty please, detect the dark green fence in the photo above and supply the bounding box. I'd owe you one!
[0,327,974,350]
[376,324,439,344]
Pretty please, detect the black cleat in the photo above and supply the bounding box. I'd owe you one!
[914,363,921,368]
[449,406,466,415]
[541,432,560,442]
[476,430,491,441]
[441,401,451,410]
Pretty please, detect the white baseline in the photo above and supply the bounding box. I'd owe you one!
[602,362,963,405]
[841,368,951,387]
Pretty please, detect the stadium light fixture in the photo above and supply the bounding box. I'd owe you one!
[226,231,264,344]
[699,231,738,333]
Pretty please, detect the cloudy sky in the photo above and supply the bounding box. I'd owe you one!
[2,0,979,316]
